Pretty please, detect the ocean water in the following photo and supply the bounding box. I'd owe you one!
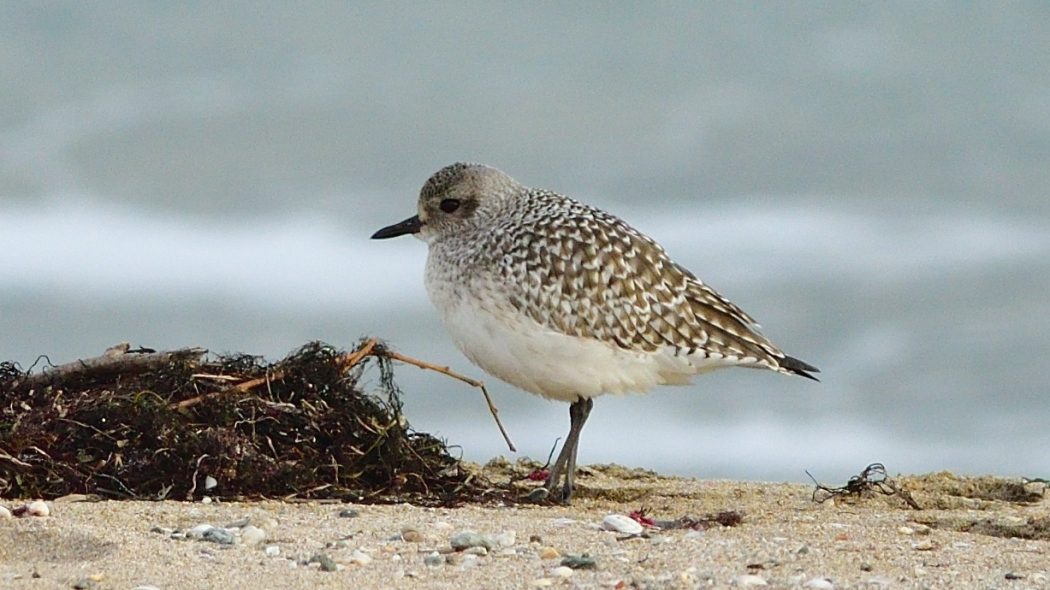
[2,3,1048,483]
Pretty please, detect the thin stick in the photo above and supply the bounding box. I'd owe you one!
[379,350,516,453]
[20,347,207,388]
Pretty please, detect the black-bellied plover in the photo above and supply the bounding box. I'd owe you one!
[372,163,818,503]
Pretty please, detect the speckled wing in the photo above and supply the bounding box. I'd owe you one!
[499,191,807,375]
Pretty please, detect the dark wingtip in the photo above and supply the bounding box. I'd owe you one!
[780,355,820,382]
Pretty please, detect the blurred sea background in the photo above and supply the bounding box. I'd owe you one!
[1,4,1048,483]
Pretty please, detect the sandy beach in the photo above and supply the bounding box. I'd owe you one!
[1,464,1047,590]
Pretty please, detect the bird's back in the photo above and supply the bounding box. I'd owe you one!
[424,186,814,401]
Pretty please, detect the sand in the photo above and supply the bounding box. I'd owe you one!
[1,466,1047,590]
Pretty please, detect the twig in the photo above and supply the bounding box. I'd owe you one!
[378,350,516,453]
[18,346,207,388]
[0,450,32,468]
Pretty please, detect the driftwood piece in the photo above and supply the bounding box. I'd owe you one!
[17,344,208,389]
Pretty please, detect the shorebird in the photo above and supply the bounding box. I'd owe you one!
[372,163,818,503]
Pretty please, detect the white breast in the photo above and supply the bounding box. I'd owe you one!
[425,258,730,402]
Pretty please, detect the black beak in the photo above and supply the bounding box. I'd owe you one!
[371,215,422,239]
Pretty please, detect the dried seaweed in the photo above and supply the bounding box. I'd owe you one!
[808,463,921,510]
[0,340,495,505]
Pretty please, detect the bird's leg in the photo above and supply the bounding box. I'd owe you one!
[543,397,593,503]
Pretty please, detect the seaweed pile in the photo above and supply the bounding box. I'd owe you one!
[0,340,490,505]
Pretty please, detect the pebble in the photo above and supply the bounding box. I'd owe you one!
[560,554,597,570]
[400,525,424,543]
[264,545,280,556]
[27,500,50,517]
[204,475,218,490]
[898,526,915,535]
[531,579,553,587]
[803,577,834,589]
[338,508,360,518]
[202,527,235,545]
[72,579,97,589]
[349,549,372,565]
[551,566,574,578]
[423,552,444,567]
[312,553,338,572]
[602,514,643,535]
[450,531,494,551]
[0,506,10,518]
[130,586,162,590]
[539,546,559,559]
[730,574,768,586]
[188,524,215,539]
[463,546,488,556]
[494,530,517,547]
[240,525,266,547]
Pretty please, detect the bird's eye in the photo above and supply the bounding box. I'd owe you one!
[439,198,461,213]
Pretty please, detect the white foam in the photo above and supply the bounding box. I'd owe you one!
[1,197,1047,313]
[0,198,422,312]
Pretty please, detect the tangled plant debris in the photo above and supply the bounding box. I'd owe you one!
[808,463,922,510]
[0,340,495,505]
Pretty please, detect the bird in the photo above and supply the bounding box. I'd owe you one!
[371,163,818,503]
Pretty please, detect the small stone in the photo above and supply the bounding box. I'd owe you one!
[529,534,543,544]
[560,554,597,570]
[401,526,424,543]
[898,526,914,535]
[796,544,810,554]
[803,577,834,589]
[338,508,360,518]
[204,476,218,490]
[911,523,931,535]
[130,586,162,590]
[0,506,11,518]
[423,552,443,567]
[240,525,266,547]
[450,531,493,551]
[551,566,573,578]
[202,527,235,545]
[539,546,559,559]
[602,514,643,535]
[911,540,935,551]
[494,530,517,547]
[264,545,280,556]
[72,579,97,590]
[312,553,338,572]
[188,524,215,538]
[730,574,768,587]
[349,549,372,565]
[531,579,553,588]
[200,496,212,504]
[27,500,49,517]
[463,546,488,556]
